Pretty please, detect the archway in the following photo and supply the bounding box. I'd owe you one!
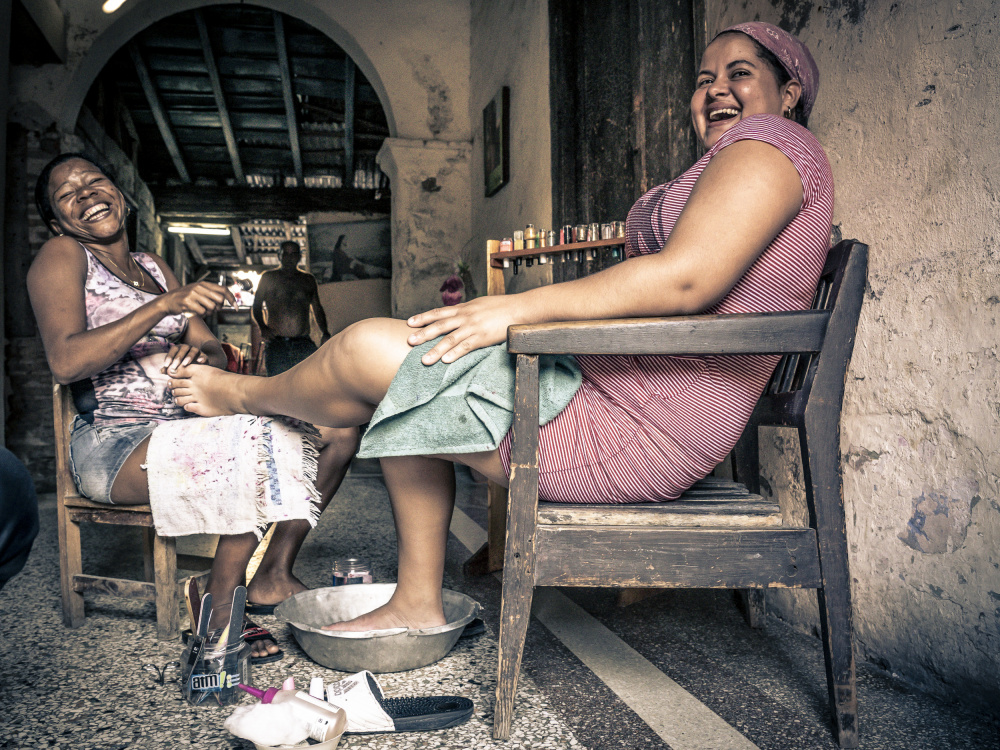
[57,0,396,138]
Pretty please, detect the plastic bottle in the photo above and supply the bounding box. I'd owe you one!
[238,684,345,742]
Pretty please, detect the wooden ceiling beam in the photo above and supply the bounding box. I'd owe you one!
[127,42,191,183]
[343,58,355,188]
[184,235,207,265]
[273,12,304,185]
[194,10,245,184]
[229,226,247,264]
[155,185,389,224]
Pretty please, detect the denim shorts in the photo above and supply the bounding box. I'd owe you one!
[68,417,159,504]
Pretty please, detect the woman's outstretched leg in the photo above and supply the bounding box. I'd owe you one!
[323,454,456,632]
[170,318,413,427]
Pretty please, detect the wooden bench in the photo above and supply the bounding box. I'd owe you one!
[481,239,867,748]
[53,384,212,640]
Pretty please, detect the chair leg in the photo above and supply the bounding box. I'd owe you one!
[739,589,767,629]
[57,506,85,628]
[801,427,858,748]
[142,527,155,582]
[494,353,541,740]
[494,564,535,739]
[153,533,179,640]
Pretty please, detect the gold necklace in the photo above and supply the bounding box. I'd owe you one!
[97,250,143,287]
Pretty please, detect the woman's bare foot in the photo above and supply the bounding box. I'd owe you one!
[246,572,309,610]
[169,363,256,417]
[322,599,447,633]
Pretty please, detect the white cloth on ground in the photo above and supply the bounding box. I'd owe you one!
[146,415,321,538]
[224,702,311,746]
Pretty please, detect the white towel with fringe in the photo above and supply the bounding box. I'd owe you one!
[146,415,321,539]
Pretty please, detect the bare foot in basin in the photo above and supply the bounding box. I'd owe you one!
[322,600,446,633]
[169,363,256,417]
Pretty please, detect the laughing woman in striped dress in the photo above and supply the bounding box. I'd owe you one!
[170,23,832,632]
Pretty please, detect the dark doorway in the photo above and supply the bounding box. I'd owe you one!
[549,0,701,228]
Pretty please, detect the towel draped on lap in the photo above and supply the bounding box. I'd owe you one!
[146,415,321,539]
[357,338,582,459]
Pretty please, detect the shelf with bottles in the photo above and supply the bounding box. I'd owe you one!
[489,237,626,270]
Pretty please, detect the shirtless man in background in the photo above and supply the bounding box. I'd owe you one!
[253,241,332,376]
[249,240,358,614]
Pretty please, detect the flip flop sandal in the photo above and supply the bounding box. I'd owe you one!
[325,671,473,733]
[245,601,278,616]
[242,622,284,665]
[459,617,485,639]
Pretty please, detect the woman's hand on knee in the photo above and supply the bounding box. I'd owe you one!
[406,296,518,365]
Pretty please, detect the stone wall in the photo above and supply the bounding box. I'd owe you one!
[708,0,1000,712]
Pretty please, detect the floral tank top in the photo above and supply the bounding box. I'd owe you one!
[74,246,192,425]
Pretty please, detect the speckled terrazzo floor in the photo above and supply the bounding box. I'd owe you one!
[2,463,996,750]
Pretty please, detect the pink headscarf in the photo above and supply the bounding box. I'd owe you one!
[718,22,820,118]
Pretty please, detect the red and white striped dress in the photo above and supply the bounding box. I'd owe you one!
[499,115,834,503]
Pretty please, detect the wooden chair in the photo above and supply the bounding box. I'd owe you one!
[491,239,867,748]
[53,384,211,640]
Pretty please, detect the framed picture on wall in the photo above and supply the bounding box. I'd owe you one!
[483,86,510,197]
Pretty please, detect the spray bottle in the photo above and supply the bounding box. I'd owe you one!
[238,683,346,742]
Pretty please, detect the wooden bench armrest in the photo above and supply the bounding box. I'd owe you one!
[507,310,830,356]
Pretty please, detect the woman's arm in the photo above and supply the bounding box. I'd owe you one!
[408,139,804,365]
[27,237,233,383]
[145,254,229,372]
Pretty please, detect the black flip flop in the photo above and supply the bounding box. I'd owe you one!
[245,601,278,616]
[460,617,485,639]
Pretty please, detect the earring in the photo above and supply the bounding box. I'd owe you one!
[784,107,794,119]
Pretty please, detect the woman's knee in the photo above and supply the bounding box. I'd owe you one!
[317,425,359,463]
[329,318,413,399]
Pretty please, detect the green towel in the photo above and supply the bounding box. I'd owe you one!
[356,338,582,458]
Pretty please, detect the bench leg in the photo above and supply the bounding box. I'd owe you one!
[57,506,86,628]
[153,534,179,640]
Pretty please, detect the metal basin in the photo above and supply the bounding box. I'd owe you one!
[274,584,481,673]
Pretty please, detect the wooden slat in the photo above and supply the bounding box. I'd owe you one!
[507,310,831,356]
[127,42,191,183]
[273,12,303,184]
[195,10,244,184]
[537,500,782,527]
[74,575,156,600]
[68,508,155,527]
[534,527,821,588]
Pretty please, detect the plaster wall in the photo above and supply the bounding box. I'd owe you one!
[468,0,553,295]
[8,0,471,142]
[378,138,472,318]
[708,0,1000,710]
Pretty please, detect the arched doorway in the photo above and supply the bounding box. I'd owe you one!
[77,4,394,358]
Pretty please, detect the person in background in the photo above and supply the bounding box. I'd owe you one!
[0,447,39,591]
[253,240,332,376]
